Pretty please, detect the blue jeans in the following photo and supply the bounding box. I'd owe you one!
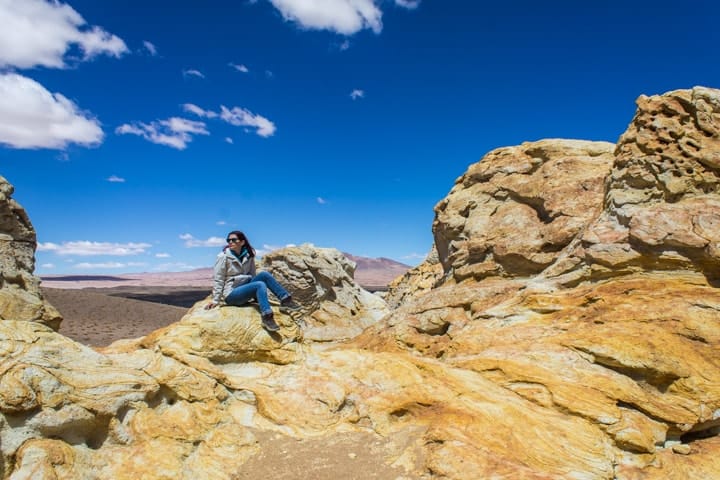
[225,271,290,316]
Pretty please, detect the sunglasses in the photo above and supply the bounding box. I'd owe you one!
[227,238,241,243]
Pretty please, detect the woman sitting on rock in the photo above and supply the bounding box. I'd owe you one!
[205,230,301,331]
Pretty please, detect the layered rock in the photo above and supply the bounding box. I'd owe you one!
[2,87,720,480]
[260,244,390,342]
[433,139,615,284]
[384,245,444,309]
[0,176,60,329]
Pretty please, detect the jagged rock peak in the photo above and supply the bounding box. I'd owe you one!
[0,176,61,328]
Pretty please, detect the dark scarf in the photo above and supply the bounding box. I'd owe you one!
[231,247,250,262]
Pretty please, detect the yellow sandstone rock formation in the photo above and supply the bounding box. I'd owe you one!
[1,86,720,479]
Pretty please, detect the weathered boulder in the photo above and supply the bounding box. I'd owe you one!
[0,176,60,329]
[260,244,390,342]
[547,87,720,285]
[433,139,615,284]
[137,299,304,366]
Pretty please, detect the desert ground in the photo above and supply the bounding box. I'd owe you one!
[42,286,208,347]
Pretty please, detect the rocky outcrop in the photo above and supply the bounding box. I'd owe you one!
[260,244,390,342]
[433,139,615,284]
[547,87,720,285]
[384,245,444,309]
[1,87,720,480]
[0,176,60,329]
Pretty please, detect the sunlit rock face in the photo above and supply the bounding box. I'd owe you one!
[384,245,444,309]
[2,87,720,480]
[553,87,720,285]
[0,176,60,329]
[260,244,391,342]
[433,139,616,284]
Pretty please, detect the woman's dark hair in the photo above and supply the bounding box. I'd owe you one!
[226,230,255,257]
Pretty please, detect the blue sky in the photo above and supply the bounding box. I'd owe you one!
[1,0,718,275]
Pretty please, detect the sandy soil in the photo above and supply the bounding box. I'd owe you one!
[42,286,209,347]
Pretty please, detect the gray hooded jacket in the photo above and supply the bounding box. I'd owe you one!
[212,248,256,303]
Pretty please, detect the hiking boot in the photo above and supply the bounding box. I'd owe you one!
[280,296,302,312]
[261,312,280,332]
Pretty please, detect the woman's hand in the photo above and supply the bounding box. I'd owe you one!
[205,302,217,310]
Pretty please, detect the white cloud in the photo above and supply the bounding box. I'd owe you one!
[220,105,276,137]
[116,117,208,150]
[183,69,205,78]
[225,137,233,144]
[268,0,382,35]
[350,89,364,100]
[216,220,227,225]
[339,39,350,51]
[0,0,128,69]
[395,0,420,9]
[143,40,157,55]
[179,233,226,248]
[38,240,152,256]
[317,197,327,204]
[229,62,249,73]
[185,103,275,137]
[40,263,55,269]
[182,103,217,118]
[107,175,125,183]
[0,73,103,149]
[155,252,171,258]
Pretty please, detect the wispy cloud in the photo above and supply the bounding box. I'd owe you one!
[116,117,209,150]
[219,106,276,137]
[142,40,158,55]
[0,0,128,69]
[402,252,426,262]
[225,137,234,144]
[41,263,55,269]
[395,0,421,9]
[183,103,276,138]
[179,233,226,248]
[216,220,227,226]
[183,69,205,79]
[155,252,171,258]
[268,0,382,35]
[350,89,365,100]
[229,62,249,73]
[107,175,125,183]
[153,262,202,272]
[38,241,152,256]
[317,197,327,204]
[182,103,218,119]
[0,73,103,149]
[339,39,351,51]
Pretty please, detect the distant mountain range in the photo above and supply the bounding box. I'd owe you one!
[342,253,412,289]
[40,254,412,290]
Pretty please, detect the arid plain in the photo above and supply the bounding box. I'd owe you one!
[41,257,410,347]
